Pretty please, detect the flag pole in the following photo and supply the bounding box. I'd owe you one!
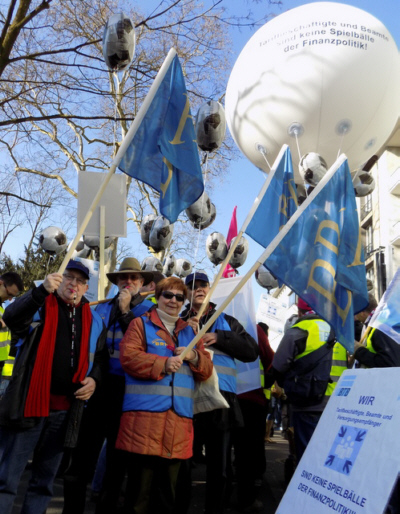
[57,48,178,275]
[193,144,289,320]
[180,153,347,359]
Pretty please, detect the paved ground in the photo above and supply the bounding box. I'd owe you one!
[12,432,290,514]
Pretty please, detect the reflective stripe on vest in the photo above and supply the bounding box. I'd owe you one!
[292,319,331,360]
[366,328,377,354]
[2,356,14,377]
[123,318,195,418]
[0,306,10,361]
[325,342,347,396]
[259,360,270,399]
[96,299,153,376]
[210,314,237,393]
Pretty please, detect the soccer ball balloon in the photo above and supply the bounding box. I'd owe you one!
[141,214,158,247]
[149,216,173,253]
[67,238,91,260]
[195,100,226,152]
[255,265,278,291]
[141,256,163,273]
[186,192,212,227]
[299,153,328,187]
[39,226,67,255]
[228,236,249,269]
[175,258,192,278]
[163,255,176,277]
[83,236,115,251]
[353,171,376,197]
[102,13,135,72]
[206,232,228,266]
[190,203,216,230]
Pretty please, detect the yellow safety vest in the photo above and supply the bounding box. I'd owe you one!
[292,319,331,360]
[0,305,14,377]
[259,359,271,399]
[325,342,347,396]
[365,328,377,354]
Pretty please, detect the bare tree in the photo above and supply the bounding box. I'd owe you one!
[0,0,278,275]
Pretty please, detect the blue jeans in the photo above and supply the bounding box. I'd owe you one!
[0,410,68,514]
[291,410,321,463]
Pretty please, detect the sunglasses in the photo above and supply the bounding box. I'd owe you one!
[161,291,185,303]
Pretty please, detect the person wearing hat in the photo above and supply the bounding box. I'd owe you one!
[140,270,165,304]
[0,260,108,514]
[271,297,335,462]
[181,271,259,514]
[62,258,155,514]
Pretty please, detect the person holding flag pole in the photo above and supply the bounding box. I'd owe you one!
[181,271,258,514]
[180,152,368,370]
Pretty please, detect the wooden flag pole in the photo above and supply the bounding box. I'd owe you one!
[193,144,288,320]
[180,153,346,359]
[89,290,155,306]
[57,48,177,275]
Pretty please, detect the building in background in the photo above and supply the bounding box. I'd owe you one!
[359,120,400,300]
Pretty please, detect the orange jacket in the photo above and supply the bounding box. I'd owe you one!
[116,308,212,459]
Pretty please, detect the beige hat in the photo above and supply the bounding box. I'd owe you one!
[106,257,154,286]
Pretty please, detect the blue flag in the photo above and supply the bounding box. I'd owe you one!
[245,146,298,248]
[264,158,368,352]
[118,54,204,223]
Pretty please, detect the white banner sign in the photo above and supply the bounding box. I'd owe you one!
[277,368,400,514]
[211,276,260,394]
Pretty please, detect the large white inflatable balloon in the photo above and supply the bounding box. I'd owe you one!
[103,14,135,72]
[39,226,67,255]
[226,2,400,177]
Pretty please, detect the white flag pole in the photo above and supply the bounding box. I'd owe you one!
[180,153,347,359]
[58,48,178,275]
[194,144,289,320]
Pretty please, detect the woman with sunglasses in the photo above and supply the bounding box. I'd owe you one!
[116,276,213,514]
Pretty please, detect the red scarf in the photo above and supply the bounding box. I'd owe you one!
[24,294,92,418]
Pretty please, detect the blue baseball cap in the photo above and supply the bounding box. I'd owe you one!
[66,260,90,280]
[185,271,209,286]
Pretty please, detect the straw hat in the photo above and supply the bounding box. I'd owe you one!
[106,257,154,285]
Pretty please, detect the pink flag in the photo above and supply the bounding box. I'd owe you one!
[222,206,238,278]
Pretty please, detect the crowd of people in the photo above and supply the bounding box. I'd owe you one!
[0,259,397,514]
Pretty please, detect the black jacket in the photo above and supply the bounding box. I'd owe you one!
[181,302,259,429]
[354,328,400,368]
[0,285,108,442]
